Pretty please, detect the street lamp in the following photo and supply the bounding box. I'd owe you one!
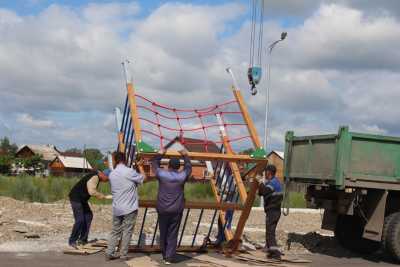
[263,32,287,153]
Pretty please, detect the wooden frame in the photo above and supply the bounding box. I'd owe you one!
[117,66,267,254]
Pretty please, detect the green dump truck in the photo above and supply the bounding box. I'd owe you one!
[284,126,400,260]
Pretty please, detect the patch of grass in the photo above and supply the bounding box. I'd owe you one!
[288,191,306,208]
[0,175,307,207]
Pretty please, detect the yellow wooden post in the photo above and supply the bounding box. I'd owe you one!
[215,114,247,204]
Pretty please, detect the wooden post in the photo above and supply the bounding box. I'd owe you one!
[233,89,262,148]
[210,174,234,241]
[229,162,266,251]
[216,114,247,204]
[123,61,145,175]
[226,67,262,149]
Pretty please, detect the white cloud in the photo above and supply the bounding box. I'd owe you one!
[16,113,56,129]
[0,2,399,152]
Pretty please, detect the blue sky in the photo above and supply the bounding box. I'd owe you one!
[1,0,399,153]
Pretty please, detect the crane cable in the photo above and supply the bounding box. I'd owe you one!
[248,0,265,95]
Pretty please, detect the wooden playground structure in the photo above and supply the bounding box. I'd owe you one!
[114,61,268,254]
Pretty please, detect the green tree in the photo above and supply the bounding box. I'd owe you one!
[83,148,105,170]
[0,154,13,175]
[17,154,44,175]
[0,137,18,156]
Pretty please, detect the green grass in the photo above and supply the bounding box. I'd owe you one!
[0,175,215,204]
[0,175,307,208]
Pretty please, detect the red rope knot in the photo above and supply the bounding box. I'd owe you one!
[160,136,164,139]
[176,117,180,121]
[157,124,161,127]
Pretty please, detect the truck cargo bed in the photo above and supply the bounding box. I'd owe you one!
[284,126,400,190]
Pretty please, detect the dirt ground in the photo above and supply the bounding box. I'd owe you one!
[0,196,350,257]
[0,196,334,254]
[1,196,398,266]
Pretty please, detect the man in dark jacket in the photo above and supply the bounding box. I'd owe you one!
[258,164,283,259]
[152,148,192,265]
[68,170,112,248]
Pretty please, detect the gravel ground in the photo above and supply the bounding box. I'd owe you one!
[0,196,343,255]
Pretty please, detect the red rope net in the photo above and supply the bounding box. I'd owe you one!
[135,94,252,153]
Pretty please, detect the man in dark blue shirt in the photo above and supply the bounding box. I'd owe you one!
[152,148,192,265]
[258,164,283,259]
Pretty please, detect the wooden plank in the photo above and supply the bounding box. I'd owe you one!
[126,82,145,174]
[139,200,244,211]
[139,151,266,163]
[118,132,125,153]
[229,162,266,251]
[242,162,267,180]
[209,179,234,241]
[232,89,261,148]
[127,82,142,143]
[128,245,207,253]
[220,135,247,204]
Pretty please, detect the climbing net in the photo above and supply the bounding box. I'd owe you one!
[132,94,253,153]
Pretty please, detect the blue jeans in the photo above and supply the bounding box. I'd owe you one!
[216,209,233,243]
[69,201,93,245]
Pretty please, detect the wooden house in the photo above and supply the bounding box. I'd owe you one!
[142,137,219,181]
[49,155,93,177]
[267,150,284,182]
[15,144,61,175]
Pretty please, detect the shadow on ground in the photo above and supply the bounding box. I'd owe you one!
[287,232,398,265]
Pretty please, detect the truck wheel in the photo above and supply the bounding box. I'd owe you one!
[335,215,380,254]
[382,213,398,251]
[385,212,400,261]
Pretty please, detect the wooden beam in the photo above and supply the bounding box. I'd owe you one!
[127,82,142,143]
[229,162,266,251]
[139,151,266,163]
[232,89,262,148]
[126,82,146,175]
[128,245,207,253]
[242,162,267,180]
[220,135,247,204]
[118,132,125,153]
[139,199,244,211]
[209,179,234,241]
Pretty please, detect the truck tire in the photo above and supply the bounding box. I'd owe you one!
[382,213,398,251]
[385,212,400,261]
[335,215,380,254]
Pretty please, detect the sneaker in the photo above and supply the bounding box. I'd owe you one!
[69,242,78,249]
[163,259,172,265]
[77,240,88,246]
[105,254,120,261]
[120,255,130,261]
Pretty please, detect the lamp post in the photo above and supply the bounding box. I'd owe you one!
[259,32,286,208]
[263,32,287,153]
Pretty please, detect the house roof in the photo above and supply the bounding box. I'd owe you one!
[56,156,93,170]
[268,150,284,159]
[17,144,60,161]
[181,137,220,153]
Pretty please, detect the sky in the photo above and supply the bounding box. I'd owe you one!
[0,0,399,153]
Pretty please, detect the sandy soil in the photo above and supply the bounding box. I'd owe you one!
[0,196,343,255]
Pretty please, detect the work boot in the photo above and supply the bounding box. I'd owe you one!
[105,254,119,261]
[69,242,78,250]
[267,248,283,260]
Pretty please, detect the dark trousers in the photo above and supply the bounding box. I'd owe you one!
[265,208,281,249]
[69,200,93,245]
[158,212,183,260]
